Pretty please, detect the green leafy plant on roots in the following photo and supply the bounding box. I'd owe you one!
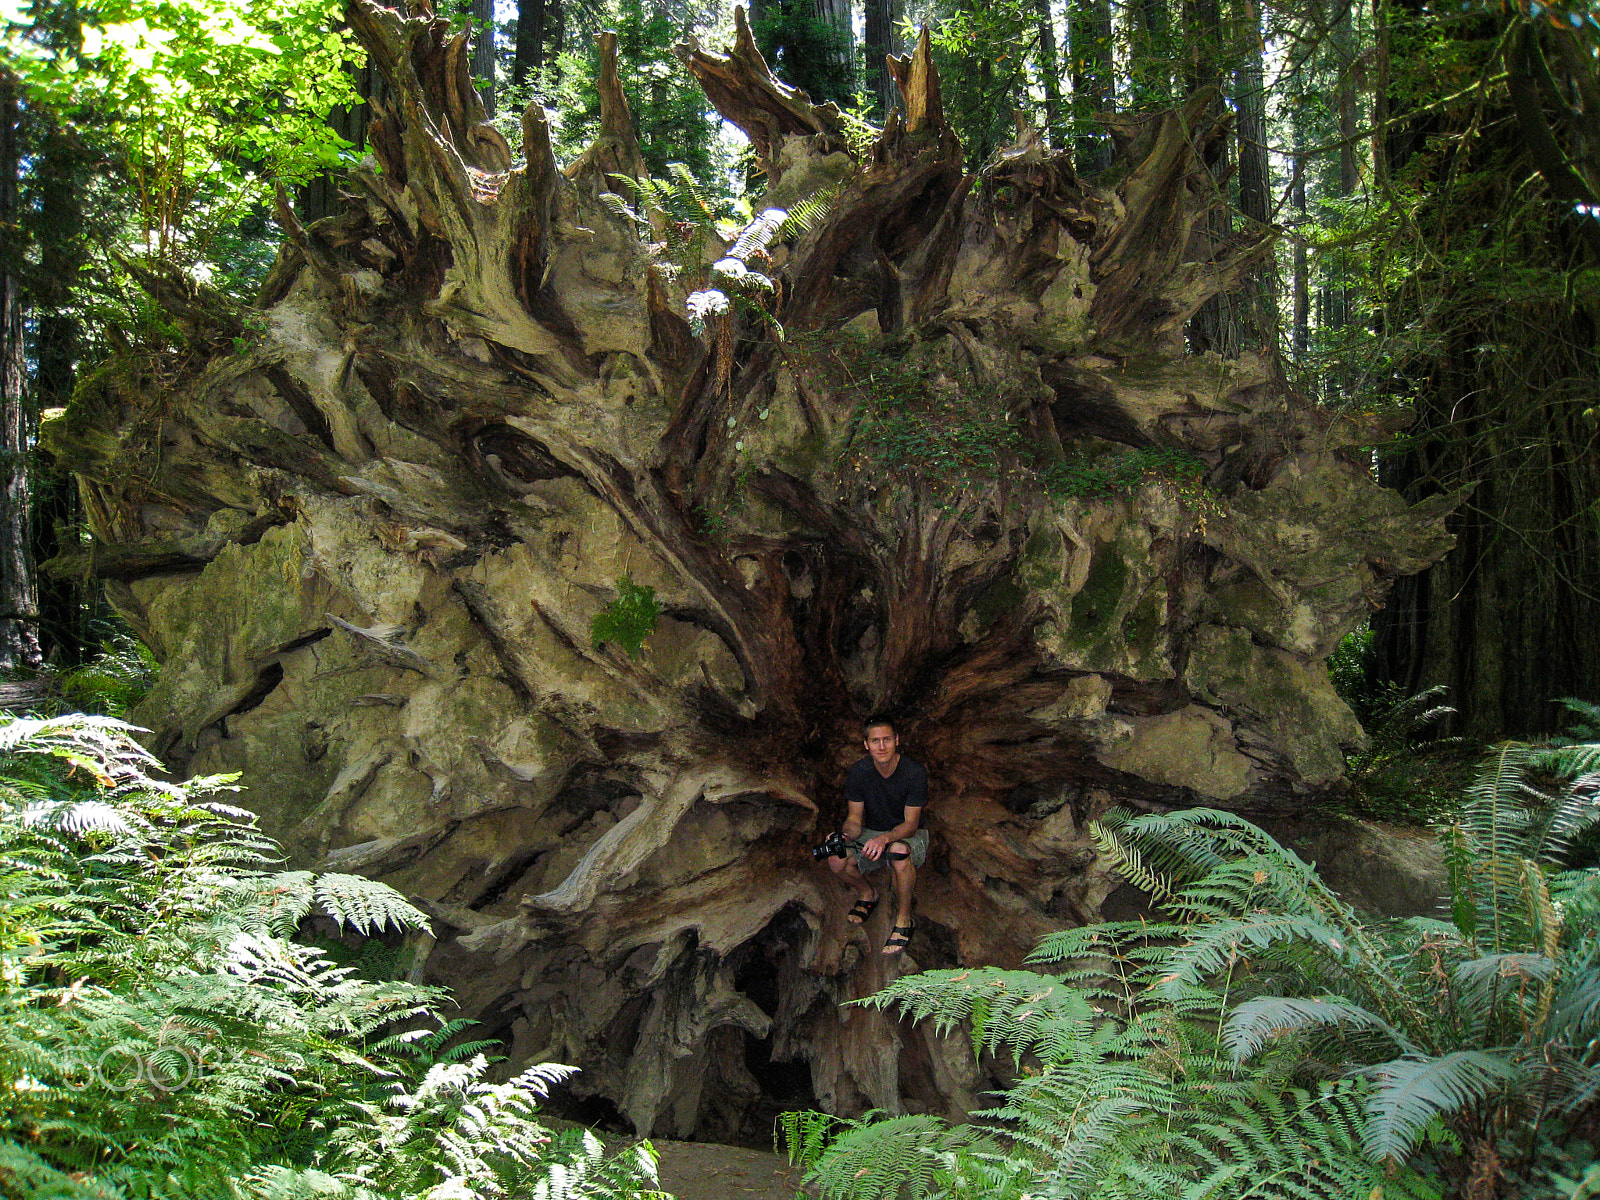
[590,577,663,659]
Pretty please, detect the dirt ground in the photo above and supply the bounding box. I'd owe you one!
[652,1139,810,1200]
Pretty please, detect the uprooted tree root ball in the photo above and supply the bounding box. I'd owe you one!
[43,0,1456,1139]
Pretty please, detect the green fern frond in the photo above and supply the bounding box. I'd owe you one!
[313,873,429,935]
[1550,960,1600,1046]
[0,1139,130,1199]
[1449,951,1558,1041]
[1549,699,1600,747]
[800,1114,955,1200]
[777,183,841,240]
[777,1109,844,1169]
[1357,1050,1527,1163]
[1540,745,1600,777]
[1155,912,1368,990]
[1027,919,1190,965]
[856,967,1095,1063]
[1540,764,1600,864]
[1224,995,1416,1063]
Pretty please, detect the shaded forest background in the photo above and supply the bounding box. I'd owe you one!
[1,0,1598,739]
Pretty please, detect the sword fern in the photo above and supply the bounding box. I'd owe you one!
[0,713,657,1200]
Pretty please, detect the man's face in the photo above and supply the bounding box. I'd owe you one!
[864,724,898,765]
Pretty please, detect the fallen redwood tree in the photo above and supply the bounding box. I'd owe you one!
[46,0,1455,1140]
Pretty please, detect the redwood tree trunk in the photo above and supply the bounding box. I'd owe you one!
[513,0,546,87]
[1068,0,1114,171]
[863,0,900,118]
[0,74,39,670]
[46,4,1455,1137]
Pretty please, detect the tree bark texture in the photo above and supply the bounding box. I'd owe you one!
[862,0,899,118]
[470,0,496,115]
[297,41,382,224]
[0,75,39,670]
[31,116,86,664]
[45,3,1455,1136]
[1231,0,1275,351]
[1068,0,1115,172]
[1365,12,1600,739]
[513,0,546,87]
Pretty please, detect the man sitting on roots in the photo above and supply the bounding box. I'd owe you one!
[828,715,929,957]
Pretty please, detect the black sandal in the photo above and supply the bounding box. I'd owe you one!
[882,922,914,955]
[846,894,879,925]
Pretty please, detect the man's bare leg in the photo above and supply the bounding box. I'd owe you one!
[883,843,915,955]
[828,852,877,922]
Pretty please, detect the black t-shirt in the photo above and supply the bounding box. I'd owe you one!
[844,755,929,831]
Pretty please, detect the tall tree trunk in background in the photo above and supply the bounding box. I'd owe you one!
[297,35,379,223]
[1370,0,1390,187]
[0,76,39,670]
[471,0,496,114]
[546,0,564,79]
[1232,0,1275,350]
[863,0,902,119]
[814,0,855,96]
[1181,0,1241,356]
[1291,135,1309,362]
[1128,0,1172,108]
[1320,0,1359,400]
[32,117,85,666]
[1034,0,1062,142]
[1368,12,1600,738]
[1068,0,1114,171]
[513,0,547,87]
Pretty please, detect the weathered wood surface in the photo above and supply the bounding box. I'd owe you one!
[44,0,1455,1139]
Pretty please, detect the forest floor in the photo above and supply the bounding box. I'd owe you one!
[653,1139,809,1200]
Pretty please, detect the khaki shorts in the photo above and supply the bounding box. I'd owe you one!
[855,827,929,874]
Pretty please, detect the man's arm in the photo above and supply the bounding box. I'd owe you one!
[860,806,922,860]
[842,799,865,840]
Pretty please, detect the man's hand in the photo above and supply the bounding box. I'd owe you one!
[859,834,889,860]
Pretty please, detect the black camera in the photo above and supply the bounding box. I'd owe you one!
[811,831,854,861]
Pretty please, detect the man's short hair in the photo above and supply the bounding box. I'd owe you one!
[862,715,898,738]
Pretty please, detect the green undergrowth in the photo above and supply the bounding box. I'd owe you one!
[49,630,159,718]
[829,336,1027,499]
[1327,629,1478,825]
[1340,686,1473,825]
[0,713,660,1200]
[1039,447,1208,500]
[779,742,1600,1200]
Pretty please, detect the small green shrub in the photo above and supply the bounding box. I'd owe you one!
[590,577,662,659]
[1038,447,1208,500]
[1336,683,1469,825]
[51,631,159,717]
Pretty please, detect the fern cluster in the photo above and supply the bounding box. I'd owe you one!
[787,738,1600,1200]
[589,576,663,659]
[0,714,658,1200]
